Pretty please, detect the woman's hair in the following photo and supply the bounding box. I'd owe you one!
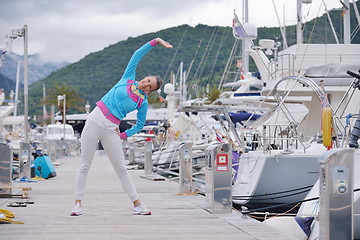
[153,75,164,91]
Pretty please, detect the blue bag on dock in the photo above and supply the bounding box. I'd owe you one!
[33,155,56,179]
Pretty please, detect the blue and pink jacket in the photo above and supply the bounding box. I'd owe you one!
[96,39,158,139]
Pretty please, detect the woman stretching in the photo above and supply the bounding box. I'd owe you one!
[71,38,173,216]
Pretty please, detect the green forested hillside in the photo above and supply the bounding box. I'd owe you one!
[27,2,360,116]
[29,24,239,115]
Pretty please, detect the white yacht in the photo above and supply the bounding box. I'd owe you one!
[231,0,360,210]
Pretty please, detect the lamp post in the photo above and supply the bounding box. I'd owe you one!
[57,94,66,139]
[8,25,28,142]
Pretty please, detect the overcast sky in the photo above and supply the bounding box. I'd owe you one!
[0,0,345,63]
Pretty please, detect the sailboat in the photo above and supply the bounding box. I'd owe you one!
[263,70,360,239]
[225,0,360,238]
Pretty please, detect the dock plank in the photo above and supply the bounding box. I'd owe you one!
[0,151,295,240]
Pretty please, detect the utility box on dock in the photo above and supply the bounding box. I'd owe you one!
[179,142,193,193]
[205,143,232,214]
[319,148,354,240]
[144,141,153,175]
[0,143,12,197]
[19,142,32,180]
[140,141,165,181]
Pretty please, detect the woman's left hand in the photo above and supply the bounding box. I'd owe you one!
[114,128,121,137]
[156,38,173,48]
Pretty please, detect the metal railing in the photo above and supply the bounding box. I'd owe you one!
[262,123,306,153]
[41,139,80,160]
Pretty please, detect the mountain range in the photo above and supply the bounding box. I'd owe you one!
[0,51,68,98]
[0,51,68,86]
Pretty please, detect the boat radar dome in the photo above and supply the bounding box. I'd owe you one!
[259,39,275,55]
[164,83,175,95]
[245,72,252,79]
[243,22,257,40]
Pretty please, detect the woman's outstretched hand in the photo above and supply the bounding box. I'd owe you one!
[156,38,173,48]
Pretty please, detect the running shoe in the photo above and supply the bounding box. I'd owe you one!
[70,203,82,216]
[133,204,151,215]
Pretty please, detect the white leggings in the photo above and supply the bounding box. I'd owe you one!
[75,118,139,202]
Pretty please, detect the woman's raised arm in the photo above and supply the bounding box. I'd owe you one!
[155,38,173,48]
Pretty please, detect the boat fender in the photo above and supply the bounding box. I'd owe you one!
[349,114,360,148]
[322,107,332,149]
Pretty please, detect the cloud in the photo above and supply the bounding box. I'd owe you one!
[1,0,225,62]
[0,0,343,63]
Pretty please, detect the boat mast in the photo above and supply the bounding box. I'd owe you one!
[272,0,288,48]
[323,0,340,44]
[343,0,351,44]
[297,0,303,44]
[179,61,183,102]
[43,83,47,126]
[242,0,249,73]
[14,60,20,116]
[23,25,28,143]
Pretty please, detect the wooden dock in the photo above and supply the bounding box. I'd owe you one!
[0,151,295,240]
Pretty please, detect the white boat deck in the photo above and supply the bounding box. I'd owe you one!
[0,151,295,240]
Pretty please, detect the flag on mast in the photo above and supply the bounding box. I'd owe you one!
[232,12,247,40]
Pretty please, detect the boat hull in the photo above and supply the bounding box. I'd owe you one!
[233,151,320,209]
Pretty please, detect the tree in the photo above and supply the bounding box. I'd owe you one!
[147,91,166,108]
[40,84,85,122]
[205,85,222,104]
